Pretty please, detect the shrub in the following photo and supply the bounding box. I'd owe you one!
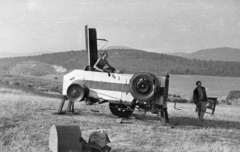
[226,90,240,103]
[167,94,188,103]
[226,101,232,105]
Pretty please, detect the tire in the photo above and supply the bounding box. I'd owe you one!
[109,103,135,118]
[149,73,160,87]
[67,83,89,102]
[129,72,160,102]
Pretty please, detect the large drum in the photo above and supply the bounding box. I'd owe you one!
[49,125,82,152]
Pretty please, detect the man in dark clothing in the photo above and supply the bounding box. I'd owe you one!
[193,81,208,121]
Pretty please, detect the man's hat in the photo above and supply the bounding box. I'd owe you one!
[196,81,201,85]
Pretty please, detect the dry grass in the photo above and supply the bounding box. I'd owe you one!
[0,87,240,152]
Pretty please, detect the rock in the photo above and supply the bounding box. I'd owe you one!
[116,118,123,123]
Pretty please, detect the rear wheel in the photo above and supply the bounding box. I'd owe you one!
[109,103,135,118]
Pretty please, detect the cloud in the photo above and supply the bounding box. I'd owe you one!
[26,0,45,11]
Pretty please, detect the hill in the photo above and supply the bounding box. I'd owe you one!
[0,51,51,58]
[9,60,67,76]
[1,49,240,77]
[170,47,240,62]
[105,46,134,50]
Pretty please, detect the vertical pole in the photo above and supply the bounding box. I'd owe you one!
[164,108,169,123]
[160,106,166,125]
[85,25,90,66]
[164,74,170,99]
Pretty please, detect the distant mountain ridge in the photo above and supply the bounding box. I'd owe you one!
[105,46,134,50]
[0,51,53,58]
[0,46,133,58]
[169,47,240,62]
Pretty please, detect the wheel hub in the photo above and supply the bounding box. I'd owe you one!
[136,78,151,94]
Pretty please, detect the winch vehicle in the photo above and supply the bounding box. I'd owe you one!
[58,26,170,123]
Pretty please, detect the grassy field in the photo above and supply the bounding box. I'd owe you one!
[0,87,240,152]
[0,71,62,95]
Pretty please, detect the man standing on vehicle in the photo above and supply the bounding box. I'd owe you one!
[193,81,208,121]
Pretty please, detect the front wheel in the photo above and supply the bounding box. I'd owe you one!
[109,103,135,118]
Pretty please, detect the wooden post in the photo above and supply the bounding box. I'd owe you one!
[57,96,67,114]
[71,102,75,113]
[67,100,73,112]
[49,125,82,152]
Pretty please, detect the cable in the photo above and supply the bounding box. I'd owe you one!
[97,39,109,51]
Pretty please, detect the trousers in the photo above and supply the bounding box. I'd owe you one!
[196,101,207,120]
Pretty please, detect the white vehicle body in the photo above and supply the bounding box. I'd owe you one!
[62,69,167,104]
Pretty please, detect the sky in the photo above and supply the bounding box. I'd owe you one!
[0,0,240,55]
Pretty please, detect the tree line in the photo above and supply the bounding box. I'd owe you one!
[1,49,240,77]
